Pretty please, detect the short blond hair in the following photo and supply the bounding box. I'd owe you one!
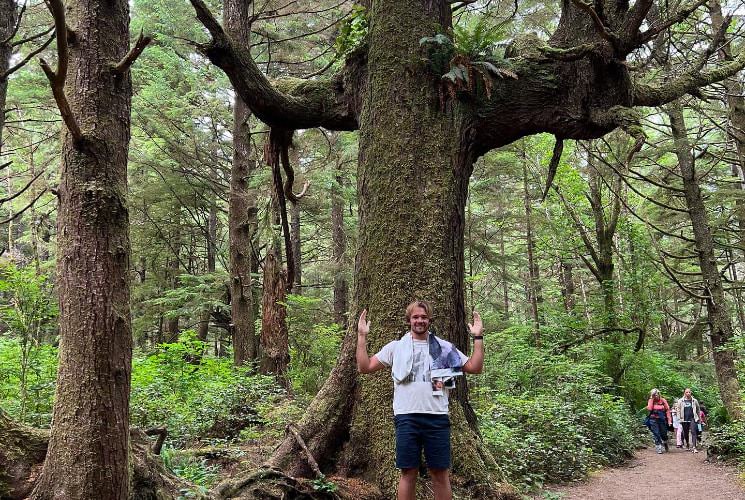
[405,300,432,323]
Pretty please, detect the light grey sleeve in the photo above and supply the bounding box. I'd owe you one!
[375,340,397,366]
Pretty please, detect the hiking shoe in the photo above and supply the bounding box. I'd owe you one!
[676,445,682,448]
[693,448,698,453]
[656,444,663,454]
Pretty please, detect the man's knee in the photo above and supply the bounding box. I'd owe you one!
[428,468,450,485]
[400,468,418,481]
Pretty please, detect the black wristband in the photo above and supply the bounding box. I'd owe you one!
[472,336,483,341]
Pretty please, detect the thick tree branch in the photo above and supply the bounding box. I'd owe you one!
[634,47,745,107]
[39,0,82,144]
[112,29,153,75]
[187,0,358,131]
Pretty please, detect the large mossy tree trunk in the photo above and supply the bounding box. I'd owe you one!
[269,2,507,497]
[30,0,135,497]
[668,104,743,420]
[225,0,258,365]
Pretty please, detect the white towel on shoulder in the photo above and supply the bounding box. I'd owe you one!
[391,332,414,383]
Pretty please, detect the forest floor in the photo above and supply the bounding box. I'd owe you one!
[536,442,745,499]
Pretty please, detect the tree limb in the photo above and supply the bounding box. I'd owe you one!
[1,33,55,80]
[39,0,82,145]
[187,0,357,131]
[637,0,710,45]
[634,44,745,108]
[570,0,622,48]
[540,137,563,201]
[112,29,153,75]
[11,25,54,47]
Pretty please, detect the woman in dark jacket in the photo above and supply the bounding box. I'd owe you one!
[646,388,672,454]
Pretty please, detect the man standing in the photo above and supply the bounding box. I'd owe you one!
[675,388,702,452]
[356,300,484,500]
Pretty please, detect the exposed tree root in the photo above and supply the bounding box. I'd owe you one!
[0,410,199,499]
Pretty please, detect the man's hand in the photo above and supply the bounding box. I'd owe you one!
[468,311,483,337]
[356,309,384,374]
[358,309,370,338]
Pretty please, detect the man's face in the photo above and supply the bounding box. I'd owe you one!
[685,389,692,398]
[408,306,430,336]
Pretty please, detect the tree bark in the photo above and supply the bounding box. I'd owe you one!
[290,200,302,293]
[331,152,349,329]
[0,0,15,156]
[259,249,290,389]
[225,0,258,366]
[523,162,542,339]
[30,0,135,497]
[560,259,576,313]
[668,104,743,420]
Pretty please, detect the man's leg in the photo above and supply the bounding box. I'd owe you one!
[398,468,418,500]
[681,422,691,447]
[428,468,452,500]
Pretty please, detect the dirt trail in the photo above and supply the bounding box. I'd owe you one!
[540,445,744,499]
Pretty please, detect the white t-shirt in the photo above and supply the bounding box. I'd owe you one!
[375,338,469,415]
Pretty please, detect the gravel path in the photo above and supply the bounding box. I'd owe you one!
[539,445,745,499]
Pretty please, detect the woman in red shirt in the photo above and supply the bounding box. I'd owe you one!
[646,388,672,454]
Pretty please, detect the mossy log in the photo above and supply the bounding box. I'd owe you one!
[0,410,197,500]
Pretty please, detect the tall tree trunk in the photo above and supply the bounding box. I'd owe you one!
[560,258,576,313]
[225,0,258,365]
[259,248,290,388]
[266,3,508,497]
[30,0,134,496]
[522,163,541,339]
[166,251,180,341]
[198,199,217,342]
[330,153,348,328]
[668,104,743,420]
[500,226,509,319]
[290,200,302,293]
[0,0,14,154]
[710,0,745,256]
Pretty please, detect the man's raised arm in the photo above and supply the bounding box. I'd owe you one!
[356,309,385,374]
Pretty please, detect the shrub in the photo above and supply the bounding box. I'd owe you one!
[129,330,285,446]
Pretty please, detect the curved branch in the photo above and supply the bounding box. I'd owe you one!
[39,0,82,144]
[188,0,358,131]
[634,47,745,107]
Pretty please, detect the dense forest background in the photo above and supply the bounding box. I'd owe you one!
[1,0,745,497]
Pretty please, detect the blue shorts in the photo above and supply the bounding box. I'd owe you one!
[394,413,451,470]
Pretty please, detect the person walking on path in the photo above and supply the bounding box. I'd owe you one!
[698,405,708,443]
[646,389,672,454]
[672,406,683,448]
[356,300,485,500]
[675,388,702,452]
